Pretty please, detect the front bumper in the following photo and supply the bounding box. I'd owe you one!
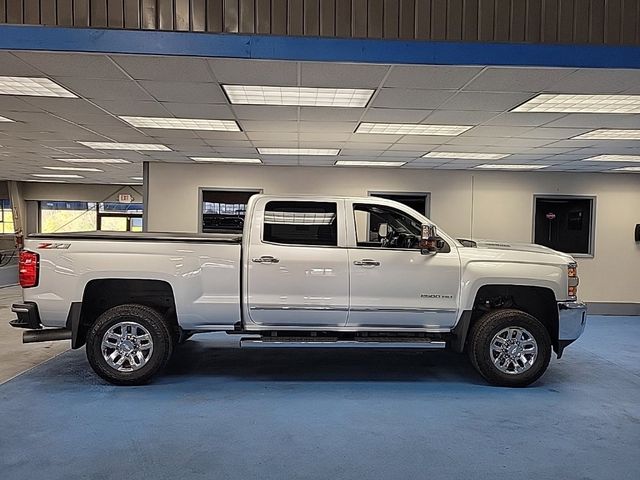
[556,301,587,357]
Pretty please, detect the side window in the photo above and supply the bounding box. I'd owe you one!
[263,201,338,247]
[353,204,422,250]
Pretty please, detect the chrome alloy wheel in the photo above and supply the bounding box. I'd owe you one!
[101,322,154,372]
[490,327,538,375]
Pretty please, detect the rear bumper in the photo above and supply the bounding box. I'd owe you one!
[10,302,42,329]
[556,301,587,357]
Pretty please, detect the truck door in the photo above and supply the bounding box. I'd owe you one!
[347,201,460,329]
[246,198,349,327]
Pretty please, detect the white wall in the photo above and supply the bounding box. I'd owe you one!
[149,163,640,304]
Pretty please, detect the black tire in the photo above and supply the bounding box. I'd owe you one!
[86,304,173,386]
[467,309,551,387]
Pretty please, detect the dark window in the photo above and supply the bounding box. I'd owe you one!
[263,201,337,246]
[354,203,422,249]
[534,197,594,255]
[202,190,258,233]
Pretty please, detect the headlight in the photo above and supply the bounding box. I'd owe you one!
[567,263,579,299]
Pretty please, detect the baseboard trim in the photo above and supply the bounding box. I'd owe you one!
[586,302,640,316]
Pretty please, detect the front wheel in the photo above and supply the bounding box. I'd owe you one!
[86,304,173,385]
[468,309,552,387]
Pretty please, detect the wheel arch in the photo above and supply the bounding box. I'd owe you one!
[451,284,559,355]
[74,278,179,349]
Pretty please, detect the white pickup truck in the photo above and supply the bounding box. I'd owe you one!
[11,194,586,387]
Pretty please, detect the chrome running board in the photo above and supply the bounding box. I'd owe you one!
[240,338,446,349]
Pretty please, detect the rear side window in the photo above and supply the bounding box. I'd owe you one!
[263,201,338,246]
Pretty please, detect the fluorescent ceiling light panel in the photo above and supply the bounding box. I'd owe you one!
[223,85,374,107]
[583,154,640,162]
[191,157,262,164]
[612,166,640,172]
[356,123,472,136]
[0,115,14,122]
[512,94,640,114]
[475,164,547,170]
[423,152,510,160]
[0,76,77,97]
[131,177,144,180]
[31,174,84,178]
[78,142,171,151]
[119,116,240,131]
[572,129,640,140]
[257,148,340,155]
[57,158,131,164]
[335,160,406,167]
[43,166,103,172]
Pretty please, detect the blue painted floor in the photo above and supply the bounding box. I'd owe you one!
[1,316,639,480]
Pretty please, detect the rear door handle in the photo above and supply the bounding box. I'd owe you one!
[252,255,280,264]
[353,259,380,267]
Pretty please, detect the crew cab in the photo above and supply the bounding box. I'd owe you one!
[10,195,586,387]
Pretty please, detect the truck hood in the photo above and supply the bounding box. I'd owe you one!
[458,238,576,264]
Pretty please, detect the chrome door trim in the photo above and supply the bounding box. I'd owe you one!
[249,305,349,312]
[242,324,452,333]
[349,307,457,313]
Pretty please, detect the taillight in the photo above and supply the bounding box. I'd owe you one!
[19,250,39,288]
[568,262,579,299]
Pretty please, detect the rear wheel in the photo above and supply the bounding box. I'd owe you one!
[86,304,173,385]
[468,309,551,387]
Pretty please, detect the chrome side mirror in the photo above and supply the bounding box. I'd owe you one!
[420,224,438,254]
[378,223,389,239]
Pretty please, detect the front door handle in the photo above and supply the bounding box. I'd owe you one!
[252,255,280,264]
[353,259,380,267]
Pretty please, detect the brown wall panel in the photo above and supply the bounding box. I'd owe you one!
[24,0,40,24]
[415,0,431,39]
[123,0,141,28]
[320,0,335,36]
[6,0,24,23]
[40,1,57,24]
[57,0,74,26]
[541,0,558,42]
[478,0,495,41]
[304,0,320,35]
[384,0,399,38]
[191,0,206,30]
[107,0,125,28]
[223,0,238,32]
[398,0,414,39]
[288,0,303,35]
[256,0,271,34]
[141,0,157,28]
[431,0,446,40]
[447,0,464,40]
[91,0,108,27]
[573,0,589,43]
[351,0,367,37]
[206,0,223,31]
[510,0,526,41]
[558,0,574,43]
[604,0,621,44]
[367,0,383,38]
[462,0,478,40]
[620,0,637,45]
[157,0,173,29]
[238,0,254,33]
[174,0,191,30]
[0,0,637,46]
[495,0,511,41]
[271,0,287,34]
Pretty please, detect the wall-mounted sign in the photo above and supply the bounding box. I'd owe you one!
[118,193,134,203]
